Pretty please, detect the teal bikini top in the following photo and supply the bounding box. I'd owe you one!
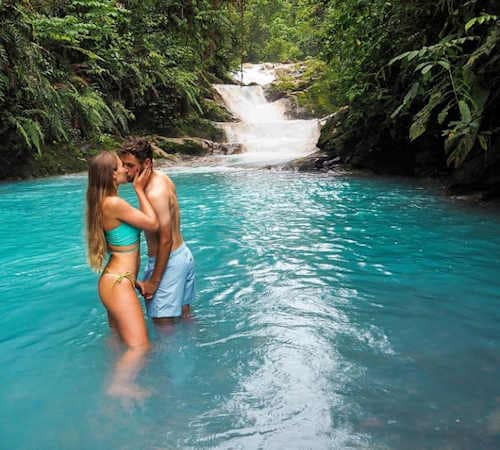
[105,222,140,248]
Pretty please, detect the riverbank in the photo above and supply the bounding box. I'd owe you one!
[262,62,500,203]
[0,135,127,181]
[0,132,244,181]
[6,59,499,207]
[1,76,235,181]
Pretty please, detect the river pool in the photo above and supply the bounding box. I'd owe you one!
[1,169,499,449]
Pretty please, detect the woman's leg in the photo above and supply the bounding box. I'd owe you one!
[107,310,118,328]
[99,278,150,398]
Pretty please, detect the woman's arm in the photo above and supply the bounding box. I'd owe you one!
[102,167,158,231]
[105,196,158,232]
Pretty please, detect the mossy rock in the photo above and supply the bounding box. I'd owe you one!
[203,98,234,122]
[265,59,337,118]
[154,138,208,156]
[169,117,224,142]
[133,107,225,142]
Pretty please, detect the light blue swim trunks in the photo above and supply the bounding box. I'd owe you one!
[143,243,195,318]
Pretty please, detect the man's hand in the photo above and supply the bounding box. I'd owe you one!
[135,279,158,300]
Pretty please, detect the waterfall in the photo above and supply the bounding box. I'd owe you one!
[214,64,320,167]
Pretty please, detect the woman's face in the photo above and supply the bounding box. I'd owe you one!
[113,156,128,185]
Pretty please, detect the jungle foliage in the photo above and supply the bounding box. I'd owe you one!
[243,0,500,186]
[0,0,242,176]
[3,0,499,186]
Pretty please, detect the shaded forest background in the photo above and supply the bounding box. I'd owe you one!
[0,0,241,177]
[1,0,499,194]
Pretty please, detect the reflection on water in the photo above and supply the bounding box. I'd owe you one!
[1,171,500,449]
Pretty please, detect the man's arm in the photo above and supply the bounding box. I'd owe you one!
[141,190,173,299]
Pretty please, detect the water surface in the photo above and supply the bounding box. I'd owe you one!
[1,170,499,449]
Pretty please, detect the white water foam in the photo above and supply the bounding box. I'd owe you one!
[214,64,320,168]
[232,63,277,85]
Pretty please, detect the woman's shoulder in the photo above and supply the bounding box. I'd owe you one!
[102,195,128,213]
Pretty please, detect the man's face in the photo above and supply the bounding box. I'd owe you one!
[120,153,145,182]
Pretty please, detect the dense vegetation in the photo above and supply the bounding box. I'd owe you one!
[0,0,243,178]
[3,0,499,194]
[241,0,500,195]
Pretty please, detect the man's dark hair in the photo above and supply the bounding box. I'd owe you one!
[119,138,153,163]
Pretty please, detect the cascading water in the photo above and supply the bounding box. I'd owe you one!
[214,64,321,167]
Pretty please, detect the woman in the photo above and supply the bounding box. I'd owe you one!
[86,150,158,398]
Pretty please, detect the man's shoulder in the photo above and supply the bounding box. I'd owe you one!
[151,170,174,185]
[148,171,176,198]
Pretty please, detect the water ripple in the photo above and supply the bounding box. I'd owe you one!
[1,172,500,449]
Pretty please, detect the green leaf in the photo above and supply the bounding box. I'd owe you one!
[458,100,472,123]
[409,92,443,141]
[446,134,475,168]
[64,45,105,61]
[437,60,450,71]
[391,82,419,119]
[407,50,419,61]
[10,116,44,155]
[465,15,499,32]
[421,64,433,74]
[437,103,452,125]
[477,134,488,151]
[409,119,426,141]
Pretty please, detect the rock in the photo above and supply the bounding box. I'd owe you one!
[277,95,317,120]
[451,146,500,186]
[317,106,349,153]
[282,150,330,171]
[203,97,234,122]
[263,86,285,103]
[152,137,208,156]
[206,88,237,122]
[324,157,342,168]
[210,143,243,155]
[261,60,332,119]
[446,140,500,200]
[150,143,171,159]
[150,135,243,158]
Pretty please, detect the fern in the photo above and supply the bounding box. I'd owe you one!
[110,100,133,134]
[66,88,116,136]
[0,0,258,164]
[9,116,45,155]
[0,43,7,67]
[0,73,8,104]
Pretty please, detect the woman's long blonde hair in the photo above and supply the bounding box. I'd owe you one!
[86,151,117,271]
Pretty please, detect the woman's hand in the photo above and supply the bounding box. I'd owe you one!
[133,166,152,191]
[135,279,158,300]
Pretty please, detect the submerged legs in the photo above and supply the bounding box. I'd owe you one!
[99,278,150,399]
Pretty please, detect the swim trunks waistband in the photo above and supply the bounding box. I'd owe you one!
[148,242,186,262]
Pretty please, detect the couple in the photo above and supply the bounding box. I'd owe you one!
[85,138,195,398]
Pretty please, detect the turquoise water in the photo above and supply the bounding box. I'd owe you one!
[1,169,500,450]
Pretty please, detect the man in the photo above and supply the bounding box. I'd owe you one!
[119,138,194,323]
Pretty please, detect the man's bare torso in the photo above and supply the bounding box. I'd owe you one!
[144,171,183,256]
